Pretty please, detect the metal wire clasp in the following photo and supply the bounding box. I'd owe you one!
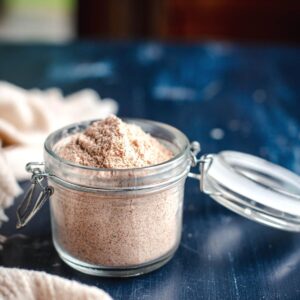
[16,162,53,229]
[188,141,214,193]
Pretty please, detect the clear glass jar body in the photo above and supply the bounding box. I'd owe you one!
[44,119,191,277]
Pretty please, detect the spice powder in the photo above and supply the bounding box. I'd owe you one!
[51,116,184,267]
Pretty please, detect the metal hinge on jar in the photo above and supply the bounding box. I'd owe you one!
[188,141,214,194]
[16,162,53,229]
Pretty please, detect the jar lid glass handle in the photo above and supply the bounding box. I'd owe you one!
[16,162,53,229]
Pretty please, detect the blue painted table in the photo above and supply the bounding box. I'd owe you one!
[0,42,300,299]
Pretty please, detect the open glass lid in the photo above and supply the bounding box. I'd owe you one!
[193,150,300,232]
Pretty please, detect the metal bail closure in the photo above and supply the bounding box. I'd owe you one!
[188,141,214,194]
[16,162,53,229]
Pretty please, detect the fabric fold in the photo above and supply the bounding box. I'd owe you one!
[0,81,118,180]
[0,267,112,300]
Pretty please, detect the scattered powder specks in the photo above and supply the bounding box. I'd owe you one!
[210,128,225,140]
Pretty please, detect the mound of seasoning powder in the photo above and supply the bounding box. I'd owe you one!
[56,115,172,168]
[51,116,184,267]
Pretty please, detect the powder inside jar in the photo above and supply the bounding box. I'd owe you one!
[56,115,173,168]
[51,116,184,271]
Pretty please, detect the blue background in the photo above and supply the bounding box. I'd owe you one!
[0,42,300,299]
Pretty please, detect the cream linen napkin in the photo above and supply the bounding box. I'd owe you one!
[0,144,22,230]
[0,267,112,300]
[0,81,118,180]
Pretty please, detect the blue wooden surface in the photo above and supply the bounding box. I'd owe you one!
[1,42,300,299]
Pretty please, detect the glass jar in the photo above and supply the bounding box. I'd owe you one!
[17,118,300,277]
[18,119,192,277]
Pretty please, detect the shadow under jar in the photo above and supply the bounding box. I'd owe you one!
[44,119,190,277]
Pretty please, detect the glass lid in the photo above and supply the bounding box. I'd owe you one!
[199,151,300,231]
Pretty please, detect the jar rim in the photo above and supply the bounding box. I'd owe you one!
[44,118,190,173]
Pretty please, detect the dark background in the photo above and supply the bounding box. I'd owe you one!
[77,0,300,43]
[0,0,299,44]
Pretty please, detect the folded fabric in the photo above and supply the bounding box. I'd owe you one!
[0,81,118,180]
[0,267,112,300]
[0,144,22,231]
